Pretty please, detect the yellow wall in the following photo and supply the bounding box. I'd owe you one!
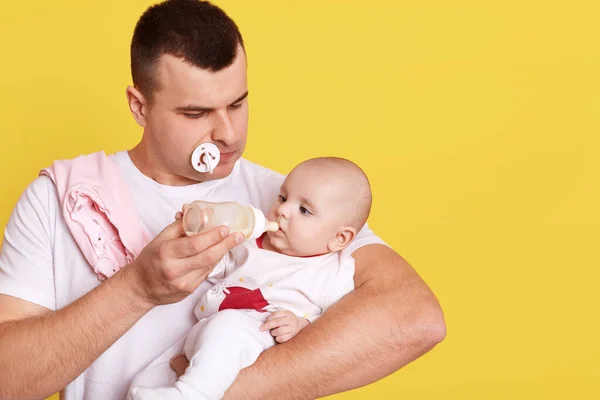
[0,1,598,399]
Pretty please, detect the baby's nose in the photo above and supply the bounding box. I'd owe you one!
[277,205,290,219]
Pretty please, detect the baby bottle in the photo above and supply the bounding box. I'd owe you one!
[182,200,279,240]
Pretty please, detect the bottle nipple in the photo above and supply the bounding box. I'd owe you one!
[266,220,279,232]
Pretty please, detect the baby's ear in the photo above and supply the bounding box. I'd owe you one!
[327,227,356,252]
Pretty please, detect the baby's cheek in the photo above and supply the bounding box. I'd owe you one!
[266,208,277,221]
[297,232,317,249]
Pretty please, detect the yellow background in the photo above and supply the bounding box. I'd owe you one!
[0,0,598,399]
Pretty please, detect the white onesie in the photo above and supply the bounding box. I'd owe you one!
[128,234,355,400]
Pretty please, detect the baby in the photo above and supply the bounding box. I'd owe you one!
[128,157,373,400]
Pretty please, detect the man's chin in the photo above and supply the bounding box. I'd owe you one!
[195,163,235,181]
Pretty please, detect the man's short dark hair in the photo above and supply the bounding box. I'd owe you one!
[130,0,245,102]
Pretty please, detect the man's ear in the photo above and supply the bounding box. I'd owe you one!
[126,86,148,127]
[327,227,356,252]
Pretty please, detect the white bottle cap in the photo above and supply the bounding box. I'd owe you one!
[249,206,268,240]
[191,143,220,174]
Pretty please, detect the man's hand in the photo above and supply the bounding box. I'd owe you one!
[260,311,310,343]
[128,218,245,307]
[0,213,247,399]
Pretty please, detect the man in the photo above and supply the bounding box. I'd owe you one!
[0,1,445,399]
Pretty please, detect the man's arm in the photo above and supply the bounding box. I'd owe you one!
[0,269,152,400]
[0,220,243,400]
[223,244,446,399]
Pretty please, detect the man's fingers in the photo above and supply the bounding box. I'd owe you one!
[180,231,243,268]
[157,232,243,290]
[170,355,189,378]
[156,218,186,240]
[178,256,220,289]
[166,226,231,260]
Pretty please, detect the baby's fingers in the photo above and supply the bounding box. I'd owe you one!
[270,325,293,337]
[260,318,287,332]
[266,311,293,321]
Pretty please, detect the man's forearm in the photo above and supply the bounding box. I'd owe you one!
[0,266,153,400]
[224,246,446,399]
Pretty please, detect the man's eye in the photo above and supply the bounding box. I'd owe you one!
[183,112,206,119]
[278,195,287,203]
[229,103,242,109]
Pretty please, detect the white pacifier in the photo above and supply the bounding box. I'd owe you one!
[191,143,220,174]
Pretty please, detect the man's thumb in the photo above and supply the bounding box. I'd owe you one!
[158,217,186,240]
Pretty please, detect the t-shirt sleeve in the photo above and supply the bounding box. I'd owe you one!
[340,222,390,258]
[0,176,57,310]
[317,255,356,317]
[305,227,388,323]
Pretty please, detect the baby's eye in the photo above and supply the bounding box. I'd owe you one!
[278,195,287,203]
[299,206,310,215]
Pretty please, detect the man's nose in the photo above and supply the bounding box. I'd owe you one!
[211,109,237,145]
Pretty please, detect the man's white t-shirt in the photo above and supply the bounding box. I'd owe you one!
[0,151,385,400]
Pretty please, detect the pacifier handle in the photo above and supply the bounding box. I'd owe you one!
[191,143,221,174]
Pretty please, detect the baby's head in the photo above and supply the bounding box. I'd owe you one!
[265,157,372,257]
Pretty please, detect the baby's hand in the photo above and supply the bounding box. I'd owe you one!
[260,310,310,343]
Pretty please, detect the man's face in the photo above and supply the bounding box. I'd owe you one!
[142,48,248,182]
